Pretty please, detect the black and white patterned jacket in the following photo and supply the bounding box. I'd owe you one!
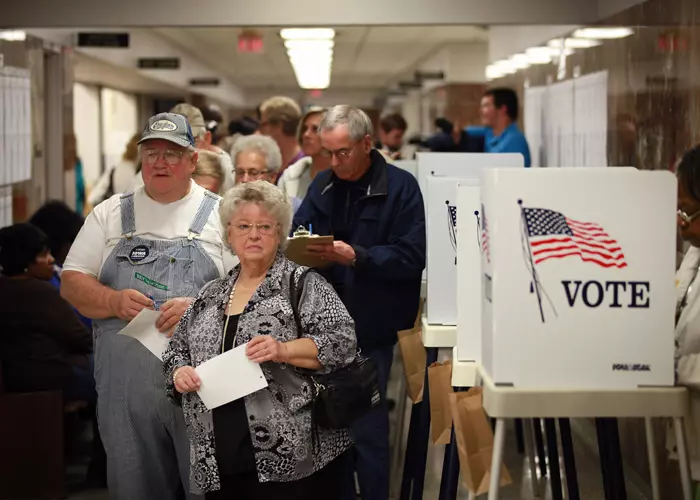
[163,253,356,494]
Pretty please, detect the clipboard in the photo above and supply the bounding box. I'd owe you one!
[285,233,334,268]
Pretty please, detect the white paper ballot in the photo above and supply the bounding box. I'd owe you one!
[118,309,170,361]
[195,344,268,410]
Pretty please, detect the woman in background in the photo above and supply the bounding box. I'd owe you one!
[673,145,700,490]
[277,106,330,201]
[193,149,225,195]
[88,133,141,206]
[0,223,94,401]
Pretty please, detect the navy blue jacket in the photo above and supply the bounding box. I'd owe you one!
[293,151,426,350]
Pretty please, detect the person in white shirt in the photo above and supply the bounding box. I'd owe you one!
[277,106,331,201]
[674,145,700,483]
[61,112,236,500]
[88,134,141,207]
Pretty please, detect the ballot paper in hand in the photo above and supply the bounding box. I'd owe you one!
[118,309,170,361]
[194,344,268,410]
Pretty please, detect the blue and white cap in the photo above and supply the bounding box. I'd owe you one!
[138,112,196,148]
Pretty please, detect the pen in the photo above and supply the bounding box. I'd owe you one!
[148,294,159,311]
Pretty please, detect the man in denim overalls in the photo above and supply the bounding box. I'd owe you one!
[62,113,236,499]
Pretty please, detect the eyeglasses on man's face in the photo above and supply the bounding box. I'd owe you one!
[320,141,360,162]
[142,148,186,166]
[235,169,270,180]
[678,208,700,225]
[232,222,279,236]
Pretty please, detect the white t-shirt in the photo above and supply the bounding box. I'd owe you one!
[64,180,238,278]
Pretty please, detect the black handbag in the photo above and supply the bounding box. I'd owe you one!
[289,268,381,430]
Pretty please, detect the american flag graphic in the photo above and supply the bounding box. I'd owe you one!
[480,204,490,263]
[446,201,457,254]
[522,207,627,269]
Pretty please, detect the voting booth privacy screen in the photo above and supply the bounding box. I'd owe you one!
[456,184,483,362]
[422,153,524,326]
[480,168,676,389]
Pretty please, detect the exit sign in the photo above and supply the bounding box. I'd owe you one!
[238,33,263,53]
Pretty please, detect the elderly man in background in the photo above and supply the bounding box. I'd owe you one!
[171,103,235,191]
[61,112,237,500]
[293,105,426,500]
[258,96,304,181]
[231,134,302,213]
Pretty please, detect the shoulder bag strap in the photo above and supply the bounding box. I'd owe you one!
[289,267,314,339]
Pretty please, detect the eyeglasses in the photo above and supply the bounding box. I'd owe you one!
[232,223,279,236]
[678,208,700,225]
[234,169,270,180]
[320,141,360,162]
[142,148,186,166]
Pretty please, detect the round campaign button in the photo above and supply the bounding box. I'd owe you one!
[129,245,150,263]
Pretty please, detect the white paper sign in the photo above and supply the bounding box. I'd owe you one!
[195,344,268,410]
[480,168,676,389]
[456,184,482,361]
[118,309,170,361]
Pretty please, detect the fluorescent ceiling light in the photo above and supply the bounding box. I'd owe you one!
[573,27,633,39]
[548,37,601,49]
[284,39,334,50]
[0,30,26,42]
[509,53,530,70]
[280,28,335,40]
[526,47,553,64]
[494,60,517,75]
[282,28,335,89]
[486,64,506,80]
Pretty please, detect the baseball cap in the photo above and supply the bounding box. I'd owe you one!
[138,113,196,148]
[170,103,207,135]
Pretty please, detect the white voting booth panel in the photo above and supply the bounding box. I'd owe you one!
[421,153,524,326]
[426,177,465,325]
[456,184,482,361]
[481,168,676,389]
[416,152,524,201]
[393,160,417,179]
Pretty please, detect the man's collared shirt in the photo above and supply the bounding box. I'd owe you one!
[467,123,531,167]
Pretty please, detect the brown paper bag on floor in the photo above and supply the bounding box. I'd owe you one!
[449,388,512,496]
[397,299,426,403]
[428,360,453,445]
[398,326,426,403]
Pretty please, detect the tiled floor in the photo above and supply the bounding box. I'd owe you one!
[62,348,649,500]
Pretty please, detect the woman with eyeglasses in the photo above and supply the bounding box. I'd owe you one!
[277,106,331,201]
[674,145,700,485]
[163,180,356,499]
[231,135,302,214]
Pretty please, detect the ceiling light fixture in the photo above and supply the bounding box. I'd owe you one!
[525,47,554,64]
[509,53,531,70]
[573,27,633,39]
[280,28,335,41]
[548,37,601,49]
[486,64,506,81]
[0,30,26,42]
[281,28,335,90]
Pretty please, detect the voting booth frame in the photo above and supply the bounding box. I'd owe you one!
[402,157,688,500]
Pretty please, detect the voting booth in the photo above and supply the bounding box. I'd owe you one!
[422,153,524,326]
[455,183,483,362]
[394,159,418,179]
[480,168,676,389]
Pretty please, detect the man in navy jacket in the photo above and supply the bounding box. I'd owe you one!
[293,105,426,500]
